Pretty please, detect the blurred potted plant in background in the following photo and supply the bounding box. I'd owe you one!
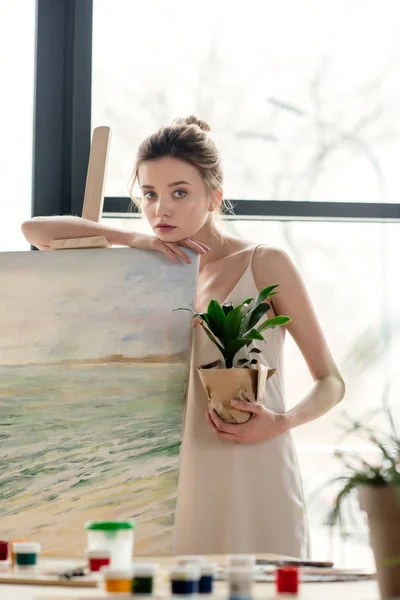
[326,404,400,599]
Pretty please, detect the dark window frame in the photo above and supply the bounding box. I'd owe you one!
[103,198,400,222]
[32,0,93,219]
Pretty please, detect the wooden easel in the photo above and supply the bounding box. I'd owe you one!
[50,126,112,250]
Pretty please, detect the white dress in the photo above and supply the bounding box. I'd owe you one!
[173,245,310,558]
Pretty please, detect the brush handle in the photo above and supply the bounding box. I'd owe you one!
[256,559,334,568]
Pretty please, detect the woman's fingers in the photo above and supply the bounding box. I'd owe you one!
[152,240,181,264]
[164,242,192,264]
[150,236,209,264]
[206,412,237,441]
[209,409,241,434]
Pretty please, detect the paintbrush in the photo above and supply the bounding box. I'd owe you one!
[58,565,90,580]
[256,558,334,568]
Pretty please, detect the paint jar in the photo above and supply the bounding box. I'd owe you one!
[226,554,256,569]
[87,548,111,572]
[84,520,135,568]
[170,564,201,595]
[0,541,8,561]
[276,566,299,594]
[13,542,41,572]
[102,566,133,593]
[226,566,254,600]
[131,561,158,594]
[176,556,214,593]
[198,562,216,594]
[10,539,29,567]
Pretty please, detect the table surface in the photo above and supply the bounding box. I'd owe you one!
[0,554,380,600]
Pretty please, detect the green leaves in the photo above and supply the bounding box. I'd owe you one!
[224,305,243,342]
[246,328,265,341]
[240,284,290,336]
[257,315,291,332]
[325,406,400,537]
[173,307,210,327]
[255,284,280,305]
[206,300,226,342]
[240,303,271,335]
[175,283,290,368]
[225,338,256,368]
[200,324,225,355]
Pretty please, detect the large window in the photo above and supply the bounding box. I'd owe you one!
[93,0,400,205]
[0,1,35,251]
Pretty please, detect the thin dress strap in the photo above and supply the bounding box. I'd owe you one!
[248,243,263,271]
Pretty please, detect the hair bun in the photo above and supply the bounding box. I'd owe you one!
[172,115,211,132]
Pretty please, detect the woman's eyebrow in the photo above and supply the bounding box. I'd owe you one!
[141,181,192,189]
[167,181,191,187]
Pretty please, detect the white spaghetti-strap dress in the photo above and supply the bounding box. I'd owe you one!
[173,246,309,557]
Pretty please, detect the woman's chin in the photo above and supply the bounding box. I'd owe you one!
[155,229,190,243]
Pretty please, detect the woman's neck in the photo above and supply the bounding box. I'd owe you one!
[192,218,233,268]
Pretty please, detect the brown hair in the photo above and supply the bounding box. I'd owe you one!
[129,116,233,214]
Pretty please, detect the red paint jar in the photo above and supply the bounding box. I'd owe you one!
[0,541,8,561]
[276,566,299,594]
[87,549,111,572]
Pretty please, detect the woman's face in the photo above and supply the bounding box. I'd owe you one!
[138,156,218,242]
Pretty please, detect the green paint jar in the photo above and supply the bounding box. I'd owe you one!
[13,542,41,571]
[85,520,135,569]
[132,562,158,595]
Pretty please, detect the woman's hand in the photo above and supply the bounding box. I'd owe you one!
[127,232,209,264]
[206,399,289,444]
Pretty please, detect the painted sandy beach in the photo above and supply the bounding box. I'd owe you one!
[0,249,197,555]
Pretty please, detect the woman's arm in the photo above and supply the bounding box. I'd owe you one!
[21,216,134,250]
[21,216,209,262]
[254,246,345,429]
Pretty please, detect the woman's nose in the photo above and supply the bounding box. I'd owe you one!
[155,197,172,217]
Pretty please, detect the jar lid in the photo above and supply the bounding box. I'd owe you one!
[132,562,158,577]
[12,542,41,554]
[226,566,255,581]
[170,565,201,580]
[85,520,136,531]
[101,566,133,580]
[86,549,111,558]
[177,555,206,565]
[226,554,256,567]
[199,562,216,576]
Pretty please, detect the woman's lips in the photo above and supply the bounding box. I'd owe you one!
[156,225,177,233]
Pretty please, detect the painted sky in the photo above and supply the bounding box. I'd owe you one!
[0,248,198,364]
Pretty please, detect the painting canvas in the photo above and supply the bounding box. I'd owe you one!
[0,248,198,556]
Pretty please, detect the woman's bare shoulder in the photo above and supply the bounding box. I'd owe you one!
[251,244,295,287]
[254,243,290,260]
[221,238,292,276]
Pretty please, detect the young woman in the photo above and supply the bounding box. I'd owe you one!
[22,115,345,558]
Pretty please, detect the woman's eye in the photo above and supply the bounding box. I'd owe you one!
[174,189,187,198]
[144,191,157,200]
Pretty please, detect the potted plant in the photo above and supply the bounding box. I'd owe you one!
[326,405,400,599]
[175,284,291,424]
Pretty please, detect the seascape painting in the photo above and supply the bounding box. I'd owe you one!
[0,248,198,556]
